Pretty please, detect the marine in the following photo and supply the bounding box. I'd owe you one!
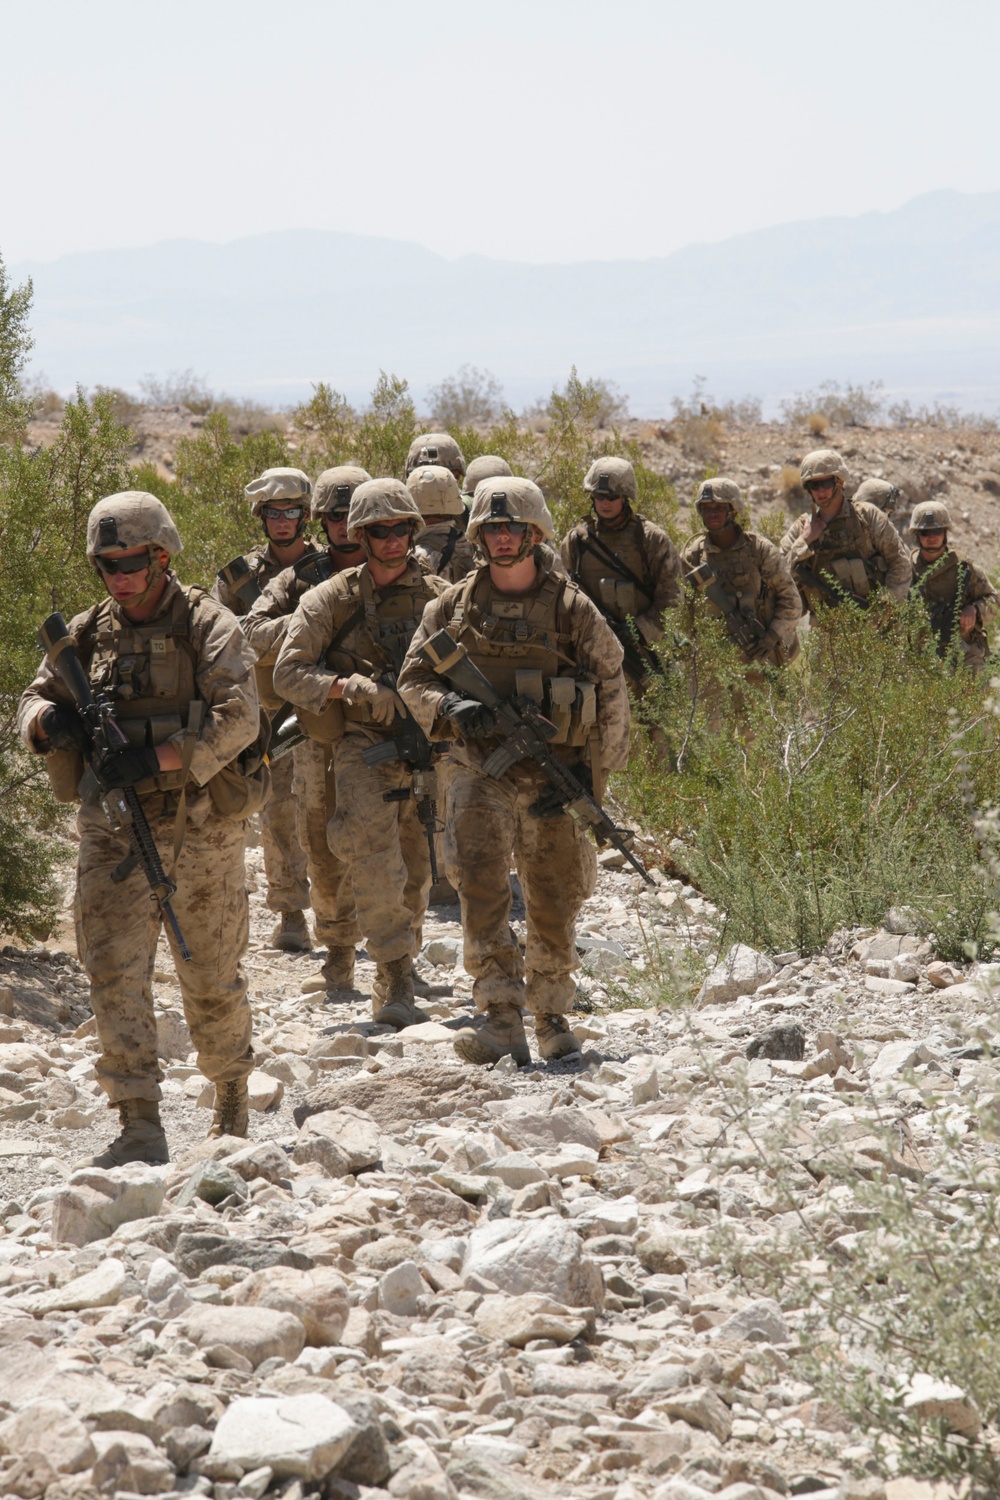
[213,466,320,954]
[18,492,260,1166]
[561,456,681,689]
[408,463,478,583]
[908,500,997,670]
[781,448,911,612]
[243,466,370,992]
[398,477,630,1067]
[273,480,448,1028]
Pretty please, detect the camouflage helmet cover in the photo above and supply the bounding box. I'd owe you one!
[854,478,901,512]
[245,466,313,516]
[406,464,464,519]
[695,476,743,515]
[467,476,554,542]
[462,454,513,497]
[405,431,467,478]
[87,492,183,557]
[910,500,952,533]
[347,478,422,541]
[583,456,638,503]
[799,448,848,486]
[312,465,372,518]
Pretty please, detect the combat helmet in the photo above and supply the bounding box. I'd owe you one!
[245,466,312,540]
[347,478,422,546]
[799,449,848,489]
[583,456,638,506]
[854,478,901,513]
[87,492,183,605]
[462,454,512,498]
[405,432,466,480]
[407,464,464,519]
[695,477,743,522]
[467,477,554,569]
[312,465,371,517]
[910,500,952,533]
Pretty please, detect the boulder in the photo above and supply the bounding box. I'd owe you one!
[698,945,776,1006]
[293,1105,381,1177]
[232,1266,349,1346]
[206,1393,357,1481]
[180,1304,306,1368]
[294,1060,512,1129]
[0,1400,95,1474]
[50,1165,166,1246]
[462,1219,604,1308]
[475,1293,587,1346]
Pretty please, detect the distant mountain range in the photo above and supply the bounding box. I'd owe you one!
[12,189,1000,415]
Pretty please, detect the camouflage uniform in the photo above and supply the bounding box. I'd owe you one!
[19,495,259,1162]
[244,554,362,960]
[213,536,322,922]
[680,529,802,665]
[273,482,448,1023]
[907,500,997,671]
[781,449,912,612]
[408,463,478,584]
[399,523,629,1054]
[562,514,681,688]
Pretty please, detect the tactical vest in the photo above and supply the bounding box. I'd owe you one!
[569,516,653,621]
[324,566,440,732]
[800,502,886,601]
[449,566,597,748]
[911,549,978,651]
[222,541,322,710]
[686,534,775,627]
[77,587,202,795]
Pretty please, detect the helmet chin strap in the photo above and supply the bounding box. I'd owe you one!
[593,497,632,528]
[101,547,170,609]
[489,527,536,568]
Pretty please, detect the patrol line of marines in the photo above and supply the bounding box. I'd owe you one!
[17,435,997,1168]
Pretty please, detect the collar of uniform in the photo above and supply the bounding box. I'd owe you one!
[591,510,634,536]
[362,556,426,592]
[912,546,957,575]
[701,525,745,554]
[265,536,319,568]
[107,570,181,626]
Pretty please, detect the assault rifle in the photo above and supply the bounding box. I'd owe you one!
[573,530,664,681]
[793,565,871,612]
[268,705,305,762]
[684,561,768,653]
[362,674,442,885]
[37,613,192,961]
[419,629,653,885]
[292,552,335,589]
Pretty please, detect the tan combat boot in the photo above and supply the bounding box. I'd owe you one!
[270,910,312,952]
[84,1099,169,1168]
[453,1004,530,1068]
[322,944,356,992]
[372,957,425,1030]
[207,1079,249,1139]
[534,1014,583,1062]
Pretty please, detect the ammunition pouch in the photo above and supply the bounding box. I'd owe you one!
[45,748,86,804]
[206,710,273,820]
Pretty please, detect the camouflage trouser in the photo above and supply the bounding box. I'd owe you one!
[443,760,597,1017]
[328,733,429,964]
[260,748,309,914]
[74,796,253,1104]
[292,738,361,949]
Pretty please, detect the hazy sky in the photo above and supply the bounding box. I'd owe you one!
[4,0,998,267]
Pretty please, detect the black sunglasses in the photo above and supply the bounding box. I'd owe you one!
[481,519,528,536]
[366,521,413,540]
[261,504,307,521]
[94,551,152,576]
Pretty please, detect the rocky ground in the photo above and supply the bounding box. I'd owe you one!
[0,815,992,1500]
[25,404,1000,577]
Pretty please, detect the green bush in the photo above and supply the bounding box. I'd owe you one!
[619,595,1000,959]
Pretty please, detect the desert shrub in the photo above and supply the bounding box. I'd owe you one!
[806,411,829,437]
[887,397,999,433]
[618,593,1000,959]
[428,365,505,429]
[781,379,885,428]
[20,372,63,420]
[139,367,214,413]
[290,371,415,480]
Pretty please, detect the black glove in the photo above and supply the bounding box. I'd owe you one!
[39,704,90,754]
[747,628,780,663]
[438,692,496,739]
[529,763,593,819]
[94,745,160,790]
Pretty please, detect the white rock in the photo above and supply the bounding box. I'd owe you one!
[207,1394,357,1480]
[869,1040,929,1081]
[889,953,922,983]
[12,1256,133,1313]
[463,1219,604,1308]
[902,1372,980,1437]
[232,1266,349,1346]
[713,1297,790,1344]
[293,1105,381,1177]
[0,1399,95,1473]
[478,1153,547,1188]
[475,1293,588,1346]
[247,1068,284,1111]
[50,1166,166,1246]
[91,1429,175,1494]
[377,1259,425,1317]
[156,1008,192,1060]
[423,938,459,967]
[632,1060,660,1104]
[181,1304,306,1367]
[697,944,776,1005]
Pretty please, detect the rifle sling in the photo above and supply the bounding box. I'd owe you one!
[576,531,653,605]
